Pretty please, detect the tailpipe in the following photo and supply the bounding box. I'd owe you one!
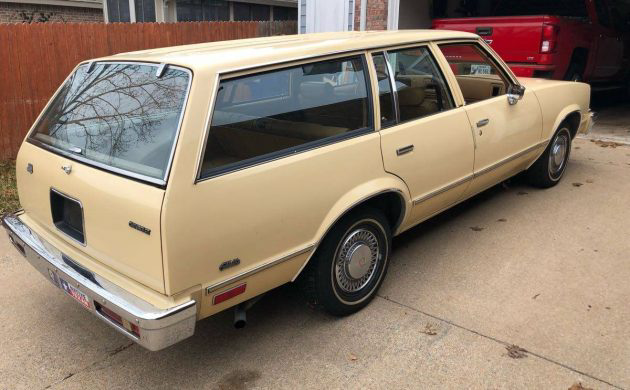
[232,294,264,329]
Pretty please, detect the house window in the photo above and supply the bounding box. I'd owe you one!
[177,0,230,22]
[135,0,156,22]
[233,2,270,21]
[107,0,131,22]
[273,6,297,21]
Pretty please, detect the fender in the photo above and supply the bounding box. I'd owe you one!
[547,104,582,141]
[290,175,412,281]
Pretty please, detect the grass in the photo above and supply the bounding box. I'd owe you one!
[0,160,19,214]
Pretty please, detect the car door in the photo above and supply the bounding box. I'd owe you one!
[436,42,543,196]
[592,0,624,79]
[373,46,475,226]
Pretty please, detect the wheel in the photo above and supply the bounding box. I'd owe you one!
[565,63,583,82]
[302,208,391,316]
[527,126,572,188]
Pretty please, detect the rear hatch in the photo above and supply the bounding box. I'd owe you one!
[433,15,548,64]
[15,62,191,293]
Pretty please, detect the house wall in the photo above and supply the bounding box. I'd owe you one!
[0,2,103,23]
[397,0,430,28]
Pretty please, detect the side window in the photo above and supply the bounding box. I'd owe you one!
[387,46,454,123]
[438,43,510,105]
[200,56,372,178]
[371,53,396,126]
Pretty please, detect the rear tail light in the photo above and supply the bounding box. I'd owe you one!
[97,303,140,337]
[213,283,247,305]
[541,24,559,53]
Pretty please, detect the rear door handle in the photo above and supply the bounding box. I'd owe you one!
[477,119,490,127]
[396,145,414,156]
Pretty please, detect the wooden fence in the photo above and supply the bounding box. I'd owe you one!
[0,21,296,160]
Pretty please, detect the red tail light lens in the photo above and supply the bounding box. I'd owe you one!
[213,283,247,305]
[541,24,559,53]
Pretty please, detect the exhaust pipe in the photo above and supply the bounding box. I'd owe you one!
[232,294,265,329]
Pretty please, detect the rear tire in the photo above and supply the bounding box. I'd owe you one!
[302,208,391,316]
[527,126,572,188]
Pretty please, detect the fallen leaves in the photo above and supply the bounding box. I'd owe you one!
[572,182,583,187]
[505,344,527,359]
[497,218,507,222]
[348,353,358,362]
[420,323,439,336]
[568,382,593,390]
[591,139,624,148]
[470,226,485,232]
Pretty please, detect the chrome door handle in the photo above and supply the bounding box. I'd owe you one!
[396,145,414,156]
[477,119,490,127]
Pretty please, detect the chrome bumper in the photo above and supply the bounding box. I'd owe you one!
[1,213,197,351]
[581,110,595,135]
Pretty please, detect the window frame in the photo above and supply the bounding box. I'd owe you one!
[195,52,376,183]
[26,61,193,188]
[370,44,457,129]
[434,39,519,107]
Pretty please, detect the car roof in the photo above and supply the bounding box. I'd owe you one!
[96,30,478,74]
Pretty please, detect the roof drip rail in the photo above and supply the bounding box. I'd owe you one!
[156,63,168,78]
[87,61,97,73]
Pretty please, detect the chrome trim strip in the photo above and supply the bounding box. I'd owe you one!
[205,245,315,294]
[26,61,193,187]
[411,140,548,207]
[412,174,473,206]
[1,214,197,351]
[473,140,548,179]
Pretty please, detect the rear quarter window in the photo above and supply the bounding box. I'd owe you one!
[200,55,372,179]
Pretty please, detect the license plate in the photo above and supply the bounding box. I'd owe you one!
[470,64,492,75]
[60,278,91,309]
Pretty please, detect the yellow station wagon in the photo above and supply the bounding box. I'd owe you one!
[2,30,593,350]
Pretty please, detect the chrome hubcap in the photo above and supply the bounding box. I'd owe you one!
[335,229,380,293]
[549,131,568,179]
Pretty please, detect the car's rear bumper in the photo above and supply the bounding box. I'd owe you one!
[1,212,197,351]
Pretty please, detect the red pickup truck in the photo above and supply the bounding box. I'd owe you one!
[432,0,630,92]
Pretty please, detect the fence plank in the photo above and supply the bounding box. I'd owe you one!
[0,21,296,160]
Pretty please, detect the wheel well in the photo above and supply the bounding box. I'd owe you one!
[563,111,581,139]
[358,191,406,232]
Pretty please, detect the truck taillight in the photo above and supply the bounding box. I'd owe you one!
[541,24,558,53]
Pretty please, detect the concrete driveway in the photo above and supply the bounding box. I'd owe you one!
[1,106,629,389]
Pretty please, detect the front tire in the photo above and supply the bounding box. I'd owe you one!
[527,127,572,188]
[303,208,391,316]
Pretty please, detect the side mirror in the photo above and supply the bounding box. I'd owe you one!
[507,84,526,105]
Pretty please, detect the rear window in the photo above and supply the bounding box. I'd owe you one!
[30,63,191,183]
[493,0,589,17]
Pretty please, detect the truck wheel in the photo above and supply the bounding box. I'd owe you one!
[565,63,583,82]
[302,208,391,316]
[527,126,572,188]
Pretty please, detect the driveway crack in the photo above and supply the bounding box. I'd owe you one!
[377,294,625,390]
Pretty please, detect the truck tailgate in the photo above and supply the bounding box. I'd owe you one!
[433,16,547,63]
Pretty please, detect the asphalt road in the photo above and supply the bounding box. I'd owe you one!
[1,112,629,389]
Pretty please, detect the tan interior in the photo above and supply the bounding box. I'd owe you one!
[396,75,441,120]
[455,75,506,104]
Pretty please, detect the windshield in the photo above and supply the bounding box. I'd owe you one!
[493,0,589,17]
[30,62,190,182]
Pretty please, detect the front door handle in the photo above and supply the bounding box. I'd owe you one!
[396,145,414,156]
[477,118,490,127]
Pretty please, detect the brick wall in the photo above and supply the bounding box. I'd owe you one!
[0,2,103,23]
[353,0,388,31]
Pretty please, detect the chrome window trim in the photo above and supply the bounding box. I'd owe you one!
[195,52,376,183]
[26,61,193,188]
[382,51,401,124]
[50,187,87,247]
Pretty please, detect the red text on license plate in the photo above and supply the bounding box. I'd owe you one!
[60,279,91,309]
